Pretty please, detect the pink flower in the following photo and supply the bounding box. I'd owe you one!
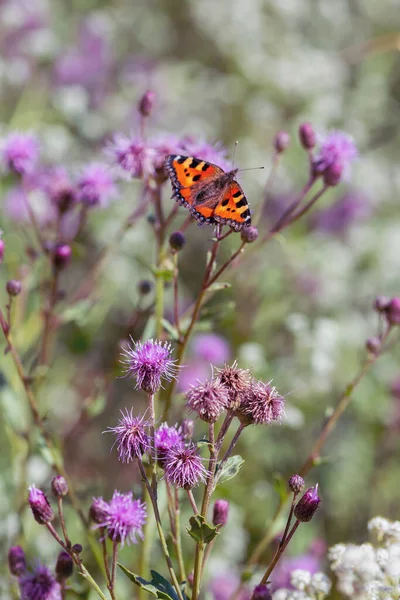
[192,333,231,365]
[93,490,147,546]
[107,410,150,463]
[19,564,61,600]
[121,339,178,394]
[240,380,285,425]
[77,163,116,208]
[313,131,358,180]
[1,132,39,176]
[165,443,207,489]
[154,423,184,468]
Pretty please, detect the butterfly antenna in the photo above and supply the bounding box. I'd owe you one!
[237,166,265,172]
[232,140,239,169]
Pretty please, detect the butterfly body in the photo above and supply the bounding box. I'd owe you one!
[165,154,251,231]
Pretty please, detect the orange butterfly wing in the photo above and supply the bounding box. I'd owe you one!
[213,182,251,231]
[165,154,223,208]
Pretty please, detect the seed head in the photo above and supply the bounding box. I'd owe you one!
[212,499,230,527]
[165,443,207,489]
[93,490,147,546]
[28,486,54,525]
[121,338,178,394]
[55,551,73,581]
[6,279,22,296]
[241,226,259,244]
[106,409,150,463]
[294,485,321,522]
[274,131,290,153]
[298,123,316,149]
[185,378,230,423]
[385,297,400,326]
[8,546,26,576]
[239,379,285,425]
[1,132,40,176]
[169,231,186,251]
[19,564,61,600]
[154,422,184,468]
[51,476,68,498]
[215,361,252,410]
[288,474,305,494]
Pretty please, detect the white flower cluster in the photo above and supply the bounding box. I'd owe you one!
[272,569,331,600]
[328,516,400,599]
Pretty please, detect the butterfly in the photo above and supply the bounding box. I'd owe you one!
[164,155,251,232]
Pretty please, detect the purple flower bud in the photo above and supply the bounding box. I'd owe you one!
[241,226,259,244]
[0,237,5,264]
[89,498,110,524]
[55,551,73,580]
[138,280,153,295]
[212,499,230,526]
[28,485,54,525]
[52,244,72,270]
[51,476,68,497]
[298,123,316,149]
[374,295,390,313]
[274,131,290,153]
[186,378,230,423]
[138,90,156,117]
[106,409,150,463]
[8,546,26,576]
[323,162,344,187]
[288,474,305,494]
[72,543,83,554]
[165,443,207,489]
[169,231,186,251]
[6,279,22,296]
[19,564,61,600]
[253,584,272,600]
[385,297,400,326]
[366,336,381,355]
[294,485,321,522]
[121,338,178,394]
[1,132,40,176]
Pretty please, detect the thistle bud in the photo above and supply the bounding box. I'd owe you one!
[169,231,186,251]
[55,551,73,580]
[6,279,21,296]
[28,486,54,524]
[89,498,109,524]
[138,280,153,295]
[374,296,390,312]
[72,543,83,554]
[385,297,400,326]
[288,474,305,494]
[366,336,381,355]
[0,237,5,264]
[253,584,272,600]
[138,90,156,117]
[299,122,316,150]
[53,244,72,270]
[212,499,230,527]
[241,226,259,244]
[274,131,290,153]
[294,485,320,522]
[8,546,26,576]
[323,162,343,187]
[51,475,68,497]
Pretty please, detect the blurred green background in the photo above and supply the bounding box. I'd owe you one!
[1,0,400,597]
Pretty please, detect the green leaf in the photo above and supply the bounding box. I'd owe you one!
[205,282,231,293]
[215,455,245,485]
[186,515,219,544]
[118,565,184,600]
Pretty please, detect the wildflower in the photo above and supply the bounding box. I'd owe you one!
[138,90,156,117]
[8,546,26,576]
[89,497,110,524]
[212,499,229,526]
[274,131,290,154]
[1,132,39,176]
[294,485,320,522]
[169,231,186,251]
[186,378,230,423]
[313,131,357,181]
[77,163,116,208]
[165,443,207,489]
[288,475,305,494]
[241,226,259,244]
[107,409,150,463]
[51,476,68,498]
[28,486,54,525]
[107,133,155,179]
[121,338,178,394]
[93,490,147,546]
[215,361,252,410]
[299,122,316,149]
[154,422,184,468]
[55,551,73,581]
[192,333,231,365]
[385,297,400,326]
[52,244,72,270]
[253,584,272,600]
[44,167,75,213]
[239,380,285,425]
[6,280,22,296]
[19,564,61,600]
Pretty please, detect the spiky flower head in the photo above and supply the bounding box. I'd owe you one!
[77,163,116,208]
[154,423,184,468]
[107,133,156,179]
[1,132,39,176]
[121,338,178,394]
[19,564,61,600]
[313,131,357,181]
[294,485,321,522]
[165,443,207,489]
[28,486,54,525]
[106,409,150,463]
[8,546,26,576]
[93,490,147,546]
[215,361,252,410]
[185,378,230,423]
[239,380,285,425]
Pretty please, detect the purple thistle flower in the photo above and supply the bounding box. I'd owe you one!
[192,333,231,365]
[43,167,76,213]
[165,442,207,489]
[93,490,147,546]
[310,191,369,237]
[154,422,184,468]
[185,378,230,423]
[28,485,54,525]
[106,409,150,463]
[215,361,252,410]
[121,338,178,394]
[313,131,357,180]
[240,380,285,425]
[179,138,231,172]
[106,133,156,179]
[1,132,39,176]
[77,163,116,208]
[19,564,61,600]
[8,545,26,576]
